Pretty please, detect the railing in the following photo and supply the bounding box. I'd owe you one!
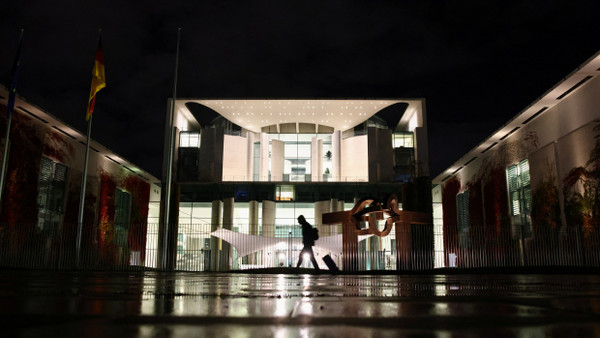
[1,221,599,271]
[444,224,600,268]
[221,175,369,182]
[0,222,155,270]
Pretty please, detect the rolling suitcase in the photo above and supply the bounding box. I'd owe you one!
[322,254,339,272]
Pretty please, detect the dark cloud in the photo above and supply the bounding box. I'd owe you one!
[1,1,600,178]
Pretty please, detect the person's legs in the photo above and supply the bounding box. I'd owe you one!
[296,246,307,267]
[308,247,320,270]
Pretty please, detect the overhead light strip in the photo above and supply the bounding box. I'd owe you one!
[500,127,520,140]
[522,107,547,125]
[452,166,463,174]
[556,75,593,99]
[464,157,478,166]
[18,106,48,124]
[78,141,99,152]
[481,142,498,154]
[52,126,75,139]
[105,156,119,164]
[122,165,135,173]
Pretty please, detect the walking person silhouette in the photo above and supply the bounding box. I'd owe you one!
[296,215,320,269]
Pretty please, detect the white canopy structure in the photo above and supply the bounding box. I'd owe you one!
[211,227,373,258]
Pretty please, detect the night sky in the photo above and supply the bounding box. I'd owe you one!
[1,1,600,180]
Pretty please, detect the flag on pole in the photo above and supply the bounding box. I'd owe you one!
[86,38,106,121]
[7,30,23,118]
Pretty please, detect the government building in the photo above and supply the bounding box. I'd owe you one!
[432,51,600,269]
[159,99,432,271]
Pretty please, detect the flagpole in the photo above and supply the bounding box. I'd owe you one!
[0,29,24,207]
[76,114,93,268]
[0,111,13,205]
[162,27,181,270]
[76,29,103,268]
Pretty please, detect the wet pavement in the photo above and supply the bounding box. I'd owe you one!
[1,269,600,337]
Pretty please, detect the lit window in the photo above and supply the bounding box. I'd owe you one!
[37,157,68,235]
[506,159,532,237]
[275,185,295,201]
[456,190,470,248]
[507,160,531,217]
[179,132,200,148]
[393,132,414,148]
[114,189,131,247]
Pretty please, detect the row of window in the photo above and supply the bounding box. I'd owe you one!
[180,131,414,150]
[36,157,132,243]
[455,159,531,237]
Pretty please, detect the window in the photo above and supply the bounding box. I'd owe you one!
[179,131,200,148]
[456,190,470,248]
[393,132,414,148]
[275,185,294,201]
[274,202,314,237]
[114,189,131,246]
[269,133,332,182]
[456,191,469,232]
[507,159,532,236]
[37,157,68,235]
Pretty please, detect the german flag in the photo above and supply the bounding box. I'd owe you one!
[86,38,106,121]
[7,30,23,118]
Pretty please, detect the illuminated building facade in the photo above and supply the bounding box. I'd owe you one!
[161,99,431,271]
[0,86,160,269]
[432,51,600,268]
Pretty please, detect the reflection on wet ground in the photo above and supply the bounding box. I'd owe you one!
[0,270,599,337]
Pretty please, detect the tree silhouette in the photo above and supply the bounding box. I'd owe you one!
[563,124,600,238]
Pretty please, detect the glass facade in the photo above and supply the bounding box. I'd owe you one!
[179,131,200,148]
[37,157,67,236]
[174,200,409,271]
[168,100,429,272]
[507,159,532,237]
[267,133,332,182]
[393,132,414,148]
[456,191,470,248]
[114,189,131,247]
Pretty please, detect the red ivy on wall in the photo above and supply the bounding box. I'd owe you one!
[122,175,150,261]
[96,171,150,265]
[0,109,44,259]
[97,172,116,264]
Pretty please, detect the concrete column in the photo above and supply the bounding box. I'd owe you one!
[262,200,276,266]
[248,200,259,265]
[262,200,276,236]
[209,200,222,271]
[311,137,323,182]
[332,130,341,181]
[368,213,380,270]
[341,212,358,271]
[330,198,339,212]
[314,200,331,236]
[330,198,341,234]
[247,132,255,181]
[259,133,269,181]
[221,197,234,271]
[318,139,323,180]
[271,139,284,181]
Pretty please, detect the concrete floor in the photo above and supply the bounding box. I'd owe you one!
[0,269,599,337]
